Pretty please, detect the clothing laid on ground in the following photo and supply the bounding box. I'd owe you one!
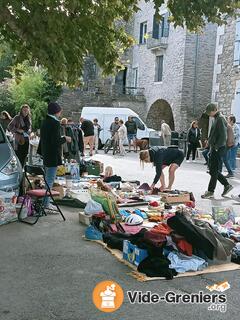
[137,256,178,279]
[149,147,185,184]
[167,251,208,273]
[103,175,122,183]
[167,214,215,259]
[81,120,94,137]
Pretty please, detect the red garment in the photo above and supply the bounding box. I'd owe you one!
[150,223,172,235]
[176,239,192,256]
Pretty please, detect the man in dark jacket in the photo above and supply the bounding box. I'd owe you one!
[125,116,138,152]
[201,103,233,199]
[38,102,71,208]
[80,117,94,156]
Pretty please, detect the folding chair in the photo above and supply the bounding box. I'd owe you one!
[18,165,66,225]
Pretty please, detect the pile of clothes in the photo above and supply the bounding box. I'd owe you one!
[85,209,236,280]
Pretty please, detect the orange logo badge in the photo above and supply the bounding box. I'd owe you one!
[92,280,124,313]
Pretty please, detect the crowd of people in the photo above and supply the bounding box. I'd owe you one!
[1,101,239,203]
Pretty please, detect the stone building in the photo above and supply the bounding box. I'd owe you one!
[212,18,240,123]
[59,1,217,132]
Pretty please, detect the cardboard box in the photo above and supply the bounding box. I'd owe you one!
[79,211,92,225]
[160,193,190,203]
[123,240,148,266]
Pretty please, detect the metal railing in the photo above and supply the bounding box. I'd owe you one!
[147,33,168,50]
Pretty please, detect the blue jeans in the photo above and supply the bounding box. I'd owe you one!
[229,145,238,171]
[222,148,233,175]
[43,167,57,207]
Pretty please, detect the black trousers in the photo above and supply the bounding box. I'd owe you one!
[208,147,229,192]
[186,143,198,160]
[15,139,29,168]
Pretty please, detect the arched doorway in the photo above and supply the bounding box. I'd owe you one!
[146,99,175,130]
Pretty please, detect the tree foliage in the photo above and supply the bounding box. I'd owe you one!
[9,61,62,129]
[0,41,14,81]
[0,0,238,85]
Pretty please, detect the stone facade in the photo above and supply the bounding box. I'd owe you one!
[212,18,240,122]
[59,0,217,132]
[127,0,217,131]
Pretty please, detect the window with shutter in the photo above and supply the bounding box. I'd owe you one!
[155,56,163,82]
[139,22,147,44]
[162,13,170,37]
[234,20,240,66]
[152,15,160,39]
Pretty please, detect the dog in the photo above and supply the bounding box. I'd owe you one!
[135,138,149,151]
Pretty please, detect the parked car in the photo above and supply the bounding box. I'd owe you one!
[0,125,22,193]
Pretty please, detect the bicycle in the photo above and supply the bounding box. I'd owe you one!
[104,131,116,154]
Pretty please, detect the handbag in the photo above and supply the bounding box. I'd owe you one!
[16,133,25,145]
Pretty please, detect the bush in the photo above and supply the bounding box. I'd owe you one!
[9,62,62,129]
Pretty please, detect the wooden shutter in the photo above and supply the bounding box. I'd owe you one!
[234,20,240,66]
[152,15,160,39]
[162,13,170,37]
[139,23,143,43]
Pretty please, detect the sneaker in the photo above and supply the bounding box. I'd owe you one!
[224,173,234,178]
[192,160,196,163]
[231,194,240,202]
[222,185,233,197]
[186,160,190,163]
[201,191,214,199]
[95,150,98,154]
[45,203,57,211]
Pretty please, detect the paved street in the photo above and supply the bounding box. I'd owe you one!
[0,152,240,320]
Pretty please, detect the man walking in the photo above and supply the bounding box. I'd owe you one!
[161,120,172,146]
[125,116,137,152]
[201,104,233,199]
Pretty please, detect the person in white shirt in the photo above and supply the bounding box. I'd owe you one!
[117,120,127,156]
[161,120,172,146]
[93,118,101,154]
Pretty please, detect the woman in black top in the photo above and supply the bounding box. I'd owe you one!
[139,146,184,191]
[186,120,201,162]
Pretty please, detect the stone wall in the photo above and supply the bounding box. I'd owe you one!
[212,18,240,117]
[181,24,217,127]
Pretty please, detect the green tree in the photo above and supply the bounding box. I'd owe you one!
[0,41,14,81]
[0,1,238,84]
[9,61,62,129]
[0,82,15,115]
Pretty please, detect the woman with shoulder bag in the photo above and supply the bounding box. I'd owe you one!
[8,104,31,167]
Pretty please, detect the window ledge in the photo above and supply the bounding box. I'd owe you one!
[153,81,163,84]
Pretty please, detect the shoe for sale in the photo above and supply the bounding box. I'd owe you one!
[201,191,214,199]
[231,194,240,202]
[224,173,234,178]
[222,185,233,197]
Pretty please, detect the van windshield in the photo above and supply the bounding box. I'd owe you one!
[0,126,6,143]
[132,117,145,130]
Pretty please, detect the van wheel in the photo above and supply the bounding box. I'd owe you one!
[104,139,112,154]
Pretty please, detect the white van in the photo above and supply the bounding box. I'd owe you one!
[81,107,155,143]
